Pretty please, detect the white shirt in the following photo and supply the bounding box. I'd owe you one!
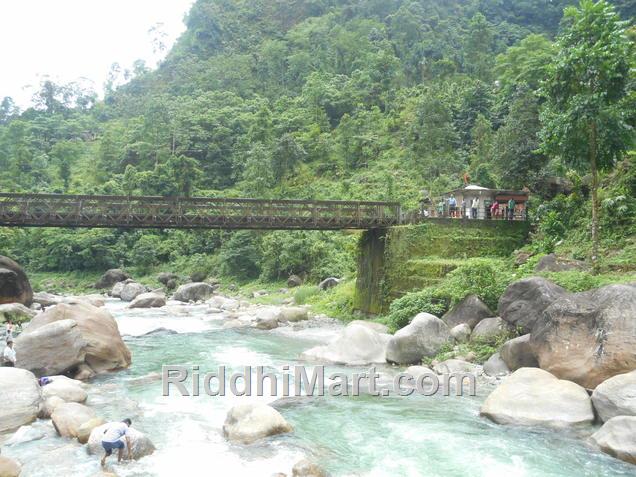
[3,346,16,364]
[102,422,129,443]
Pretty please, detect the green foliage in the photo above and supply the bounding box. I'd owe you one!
[306,280,357,322]
[386,288,449,333]
[217,231,262,280]
[294,285,321,305]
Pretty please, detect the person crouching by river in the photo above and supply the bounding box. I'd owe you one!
[2,338,16,367]
[101,419,133,467]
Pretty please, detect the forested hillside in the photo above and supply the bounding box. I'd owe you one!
[0,0,634,289]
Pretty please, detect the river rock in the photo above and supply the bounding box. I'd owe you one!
[77,418,106,444]
[300,322,390,365]
[15,319,86,377]
[65,294,105,308]
[530,284,636,389]
[433,359,481,375]
[450,323,471,343]
[318,277,340,291]
[471,317,512,342]
[349,320,389,334]
[483,353,510,377]
[480,368,594,428]
[42,376,87,403]
[110,279,132,298]
[87,424,156,459]
[95,269,130,289]
[0,256,33,307]
[0,303,36,324]
[535,253,588,272]
[442,295,493,329]
[16,302,131,378]
[292,459,328,477]
[51,402,97,438]
[255,315,279,330]
[128,292,166,309]
[279,307,308,322]
[498,277,567,333]
[386,313,451,365]
[591,371,636,422]
[39,396,65,419]
[5,425,46,446]
[157,272,178,286]
[32,292,62,307]
[0,456,21,477]
[223,403,293,444]
[120,282,147,302]
[0,368,42,433]
[287,275,303,288]
[172,282,215,302]
[500,334,538,371]
[590,416,636,465]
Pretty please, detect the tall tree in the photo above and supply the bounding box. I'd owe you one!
[540,0,634,272]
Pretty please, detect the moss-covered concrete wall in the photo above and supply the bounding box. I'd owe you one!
[354,219,530,314]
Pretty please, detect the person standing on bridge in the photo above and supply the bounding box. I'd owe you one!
[507,198,516,221]
[471,197,480,219]
[448,195,457,218]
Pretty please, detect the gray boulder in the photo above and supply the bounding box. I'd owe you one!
[109,279,132,298]
[128,292,166,309]
[318,277,340,291]
[590,416,636,465]
[349,320,389,334]
[120,282,147,302]
[88,424,156,459]
[530,284,636,389]
[41,375,87,403]
[223,403,293,444]
[535,253,588,272]
[480,368,594,428]
[450,323,471,343]
[255,315,279,330]
[442,294,493,329]
[0,368,42,433]
[157,272,178,286]
[591,371,636,422]
[94,269,130,289]
[500,334,538,371]
[471,317,513,342]
[498,277,567,333]
[386,313,451,365]
[173,282,215,302]
[287,275,303,288]
[483,353,510,377]
[32,291,62,307]
[301,322,390,365]
[279,307,309,322]
[0,255,33,306]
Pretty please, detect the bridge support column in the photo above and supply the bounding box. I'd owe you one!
[353,228,386,316]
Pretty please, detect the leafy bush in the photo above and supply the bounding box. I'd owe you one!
[294,285,320,304]
[386,288,449,333]
[217,231,262,279]
[307,280,356,321]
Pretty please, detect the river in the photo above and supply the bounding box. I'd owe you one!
[2,298,634,476]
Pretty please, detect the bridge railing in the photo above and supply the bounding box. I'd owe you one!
[0,193,401,230]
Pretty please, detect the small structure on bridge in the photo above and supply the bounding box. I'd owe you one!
[426,185,529,221]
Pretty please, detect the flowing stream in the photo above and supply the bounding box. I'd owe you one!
[2,299,634,476]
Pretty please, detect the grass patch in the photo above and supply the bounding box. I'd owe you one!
[294,285,320,305]
[306,280,357,322]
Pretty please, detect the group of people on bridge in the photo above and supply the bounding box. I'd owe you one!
[437,195,519,220]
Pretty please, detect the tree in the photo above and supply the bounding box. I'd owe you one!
[540,0,634,272]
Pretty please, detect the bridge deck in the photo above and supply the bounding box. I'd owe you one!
[0,193,401,230]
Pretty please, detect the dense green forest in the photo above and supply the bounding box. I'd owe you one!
[0,0,634,294]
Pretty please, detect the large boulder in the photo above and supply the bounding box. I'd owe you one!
[110,279,133,298]
[0,456,21,477]
[119,282,147,302]
[590,416,636,465]
[349,320,389,334]
[223,403,293,444]
[292,459,328,477]
[157,272,178,286]
[32,291,62,308]
[279,307,309,323]
[77,418,106,444]
[39,396,65,419]
[0,256,33,306]
[51,402,96,438]
[0,303,36,325]
[172,282,215,302]
[483,353,510,377]
[94,269,130,289]
[16,302,131,378]
[442,295,493,329]
[499,334,538,371]
[301,322,390,365]
[530,284,636,389]
[498,277,567,333]
[470,317,512,343]
[450,324,471,343]
[128,292,166,309]
[287,275,303,288]
[591,371,636,422]
[42,376,87,403]
[386,313,451,365]
[0,368,42,433]
[480,368,594,428]
[87,424,156,459]
[535,253,588,273]
[15,319,87,377]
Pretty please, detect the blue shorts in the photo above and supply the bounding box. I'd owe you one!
[102,440,125,455]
